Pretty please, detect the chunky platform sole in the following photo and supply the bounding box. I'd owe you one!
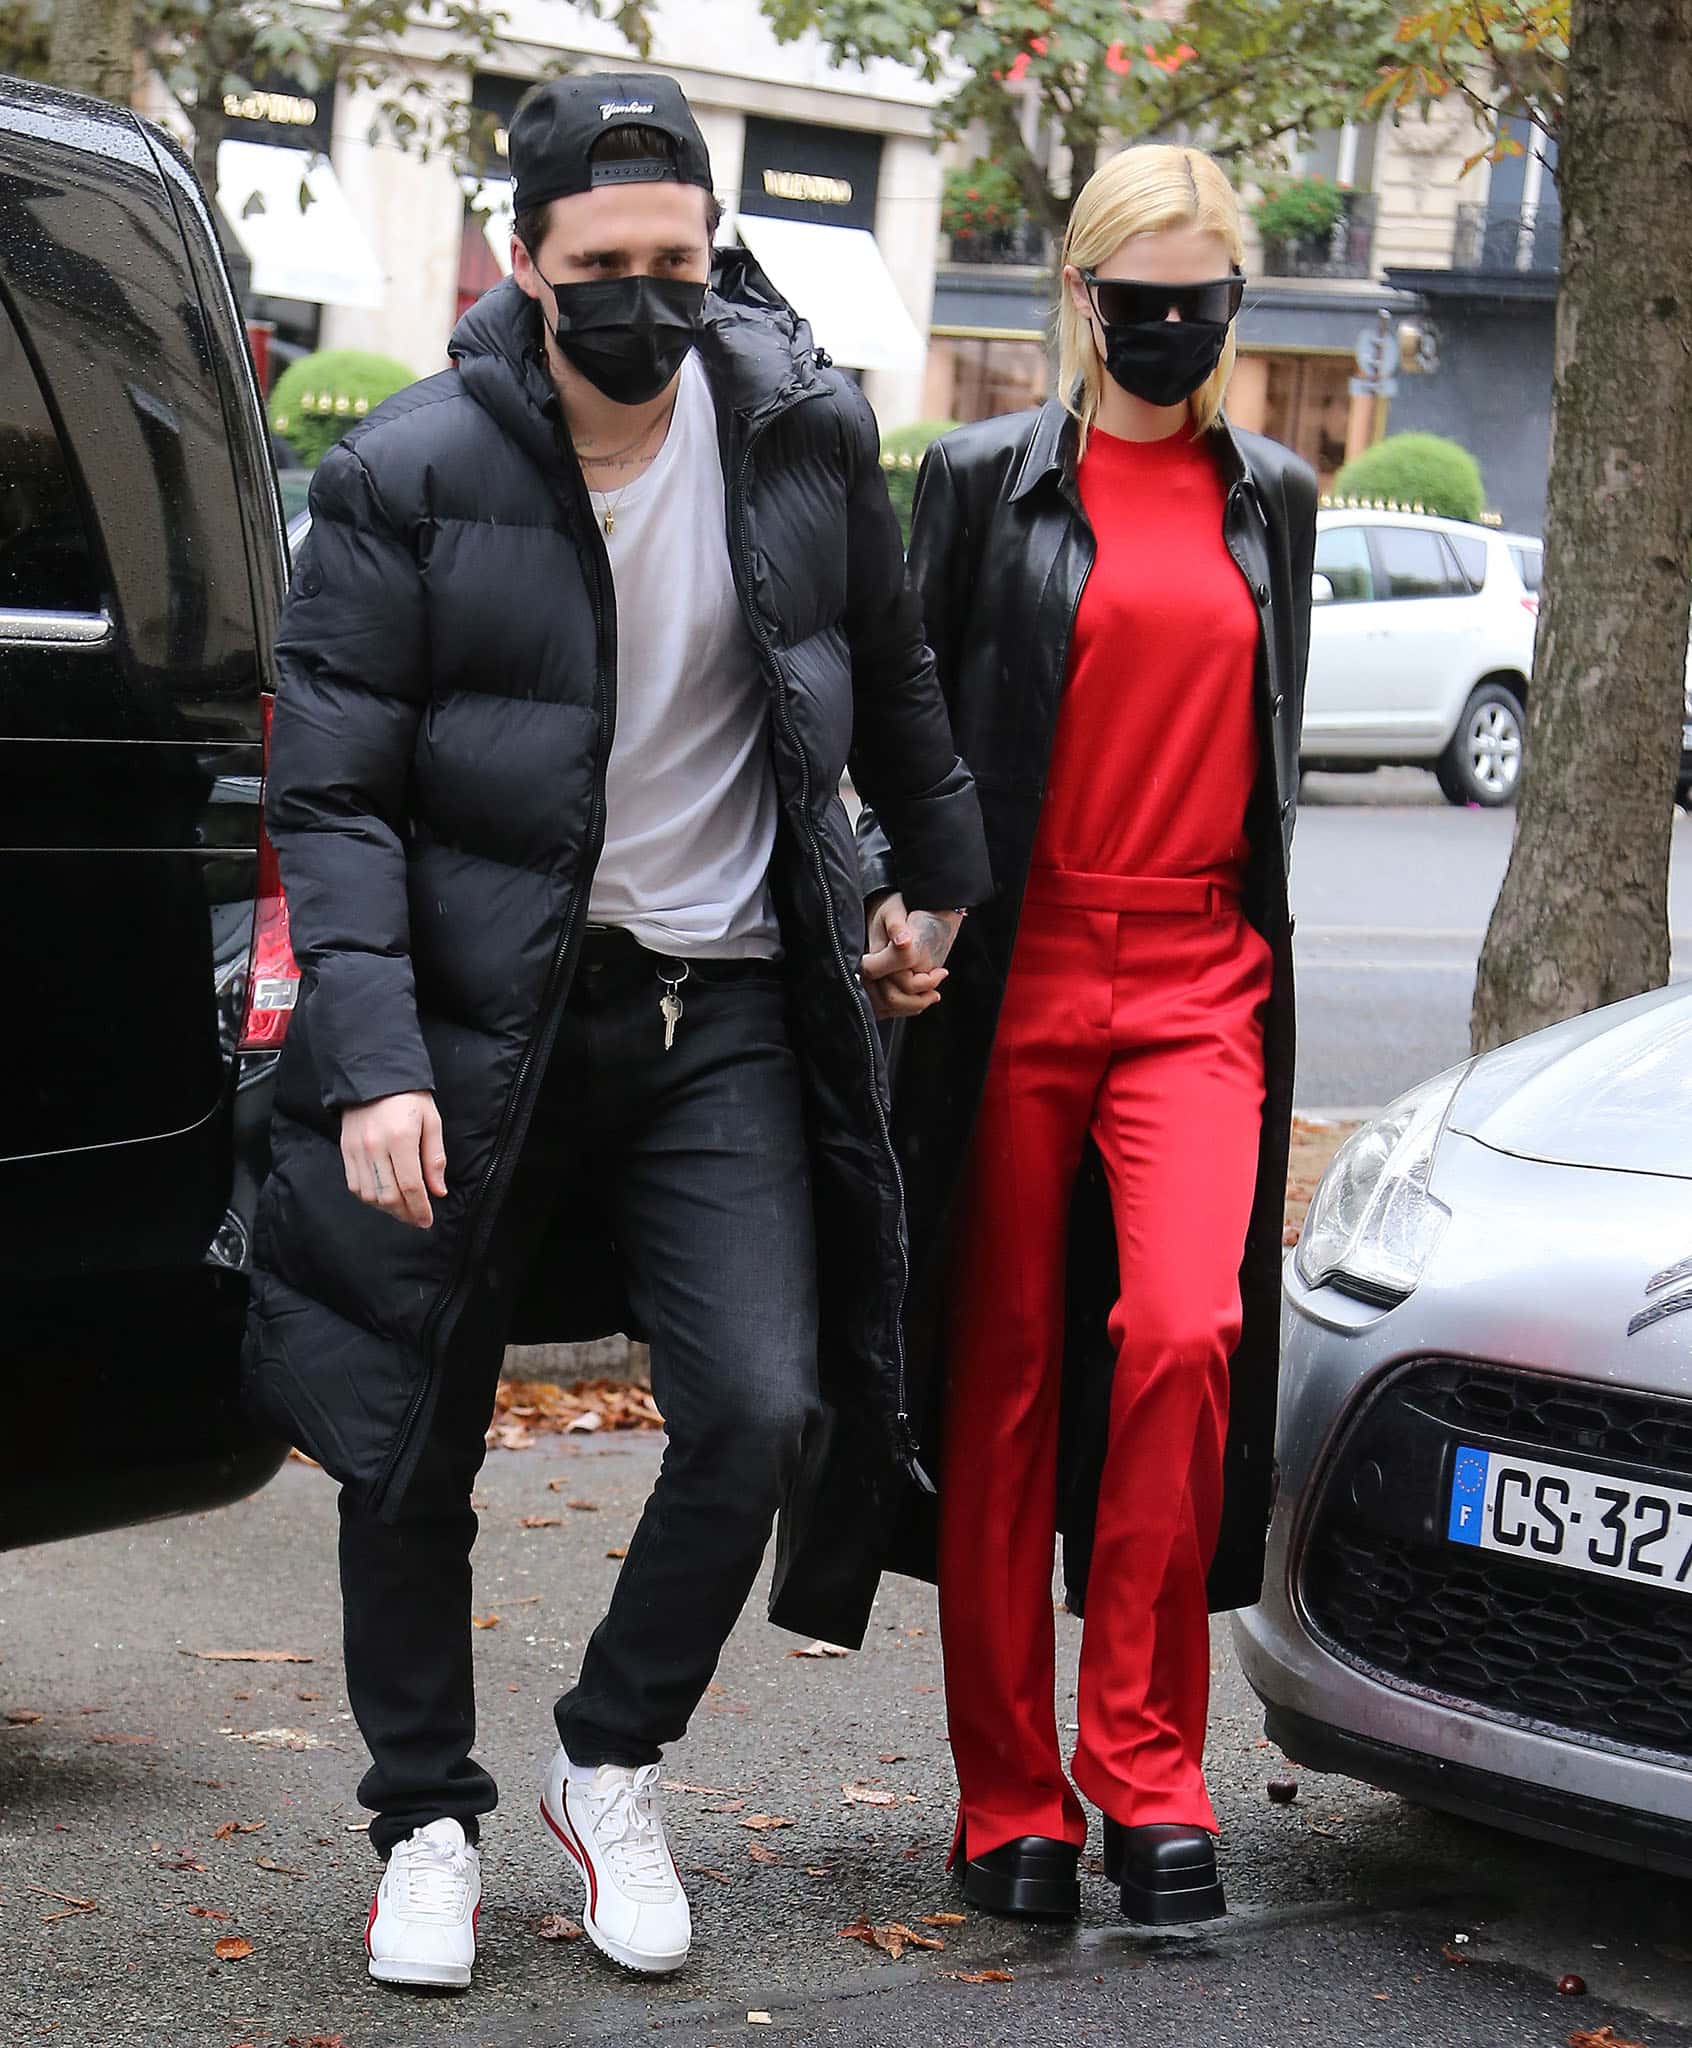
[1102,1820,1227,1926]
[955,1826,1080,1921]
[540,1789,689,1976]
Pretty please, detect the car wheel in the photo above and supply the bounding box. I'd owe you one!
[1436,684,1525,807]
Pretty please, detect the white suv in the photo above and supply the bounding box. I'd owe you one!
[1302,510,1541,807]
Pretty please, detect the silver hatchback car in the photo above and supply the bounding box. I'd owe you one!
[1236,979,1692,1875]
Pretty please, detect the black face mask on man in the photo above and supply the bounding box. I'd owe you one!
[543,272,708,406]
[1080,269,1244,409]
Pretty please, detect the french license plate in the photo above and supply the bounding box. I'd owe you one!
[1448,1443,1692,1593]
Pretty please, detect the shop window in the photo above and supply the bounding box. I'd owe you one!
[924,335,1049,425]
[1261,354,1351,484]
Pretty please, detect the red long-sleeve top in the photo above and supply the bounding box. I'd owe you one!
[1029,422,1262,888]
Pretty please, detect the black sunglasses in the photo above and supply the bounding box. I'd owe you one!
[1081,270,1246,329]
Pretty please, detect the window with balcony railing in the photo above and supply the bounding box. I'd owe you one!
[945,218,1053,266]
[1259,191,1378,281]
[1453,201,1562,275]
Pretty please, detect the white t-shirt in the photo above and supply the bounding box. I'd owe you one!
[584,352,781,960]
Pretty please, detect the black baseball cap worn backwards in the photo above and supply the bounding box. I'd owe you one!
[509,72,715,214]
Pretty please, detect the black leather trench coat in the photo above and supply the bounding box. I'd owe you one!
[771,399,1316,1645]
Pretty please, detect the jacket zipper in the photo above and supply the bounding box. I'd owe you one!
[370,434,619,1517]
[727,389,926,1481]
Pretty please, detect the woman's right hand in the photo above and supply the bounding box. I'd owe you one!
[340,1091,448,1229]
[861,890,952,1020]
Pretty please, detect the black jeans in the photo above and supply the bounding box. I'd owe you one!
[340,929,820,1856]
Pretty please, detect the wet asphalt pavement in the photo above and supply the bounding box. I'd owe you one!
[5,1438,1692,2048]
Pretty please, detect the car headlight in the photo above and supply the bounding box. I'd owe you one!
[1293,1065,1469,1302]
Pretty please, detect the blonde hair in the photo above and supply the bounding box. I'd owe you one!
[1057,144,1245,453]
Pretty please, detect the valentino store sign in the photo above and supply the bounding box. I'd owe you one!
[740,117,881,232]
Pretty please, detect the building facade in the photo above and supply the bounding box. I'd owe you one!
[311,1,945,425]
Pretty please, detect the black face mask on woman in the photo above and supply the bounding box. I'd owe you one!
[1081,269,1245,408]
[543,272,708,405]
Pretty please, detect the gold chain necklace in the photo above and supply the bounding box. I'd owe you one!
[576,398,678,536]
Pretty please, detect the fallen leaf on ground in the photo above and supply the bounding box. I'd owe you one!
[1442,1943,1471,1966]
[687,1865,732,1885]
[230,1729,320,1751]
[472,1615,501,1630]
[283,2036,346,2048]
[183,1650,312,1664]
[789,1641,851,1659]
[89,1732,154,1746]
[545,1482,600,1505]
[536,1914,583,1941]
[187,1906,232,1921]
[518,1515,563,1529]
[739,1814,794,1831]
[489,1377,663,1448]
[745,1842,782,1865]
[839,1918,945,1960]
[1570,2030,1644,2048]
[843,1783,898,1807]
[5,1709,44,1725]
[949,1969,1014,1984]
[256,1857,305,1878]
[668,1780,736,1796]
[213,1937,254,1961]
[706,1800,746,1814]
[921,1913,967,1927]
[879,1753,908,1764]
[28,1884,98,1923]
[212,1820,268,1840]
[804,1866,832,1877]
[158,1855,207,1872]
[606,1546,629,1559]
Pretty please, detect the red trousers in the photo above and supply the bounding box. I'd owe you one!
[938,869,1272,1857]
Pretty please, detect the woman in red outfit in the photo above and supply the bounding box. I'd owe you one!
[853,144,1316,1928]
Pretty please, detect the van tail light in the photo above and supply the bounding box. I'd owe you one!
[1521,595,1540,617]
[239,693,301,1051]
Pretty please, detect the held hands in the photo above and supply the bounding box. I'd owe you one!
[341,1091,448,1230]
[860,893,963,1020]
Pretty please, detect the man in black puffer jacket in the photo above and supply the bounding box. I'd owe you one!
[245,74,989,1990]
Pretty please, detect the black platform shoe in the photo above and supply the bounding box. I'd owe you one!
[955,1826,1080,1921]
[1101,1820,1226,1925]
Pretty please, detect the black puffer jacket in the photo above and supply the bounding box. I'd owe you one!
[243,263,991,1599]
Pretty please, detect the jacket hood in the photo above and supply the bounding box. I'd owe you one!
[447,248,826,466]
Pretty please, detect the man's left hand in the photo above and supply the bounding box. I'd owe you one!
[861,893,963,1019]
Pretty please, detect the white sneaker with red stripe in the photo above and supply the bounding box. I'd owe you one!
[365,1817,481,1989]
[540,1747,691,1974]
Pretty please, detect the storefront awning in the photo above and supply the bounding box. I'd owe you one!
[730,213,926,374]
[217,141,385,311]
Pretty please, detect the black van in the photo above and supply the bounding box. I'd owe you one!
[1,77,294,1544]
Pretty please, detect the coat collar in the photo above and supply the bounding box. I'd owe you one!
[1007,396,1264,516]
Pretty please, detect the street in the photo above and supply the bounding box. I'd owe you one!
[7,1429,1692,2048]
[8,783,1692,2047]
[1293,771,1692,1108]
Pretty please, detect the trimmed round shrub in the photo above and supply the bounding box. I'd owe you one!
[1333,432,1486,523]
[880,419,960,549]
[269,348,419,468]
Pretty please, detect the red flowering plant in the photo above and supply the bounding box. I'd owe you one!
[941,159,1028,242]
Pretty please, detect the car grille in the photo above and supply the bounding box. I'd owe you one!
[1300,1359,1692,1764]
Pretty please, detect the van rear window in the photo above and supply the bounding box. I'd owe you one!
[0,299,101,613]
[1510,544,1544,593]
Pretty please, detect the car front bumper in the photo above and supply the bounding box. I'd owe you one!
[1235,1132,1692,1867]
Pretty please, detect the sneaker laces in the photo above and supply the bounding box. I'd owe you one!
[393,1824,474,1921]
[590,1764,674,1899]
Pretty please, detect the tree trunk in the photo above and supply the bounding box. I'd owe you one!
[1469,0,1692,1053]
[47,0,133,105]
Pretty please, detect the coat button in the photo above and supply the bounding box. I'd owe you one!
[1280,797,1293,820]
[1272,692,1286,716]
[1255,582,1270,604]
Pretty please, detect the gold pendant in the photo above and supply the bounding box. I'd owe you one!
[603,510,615,536]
